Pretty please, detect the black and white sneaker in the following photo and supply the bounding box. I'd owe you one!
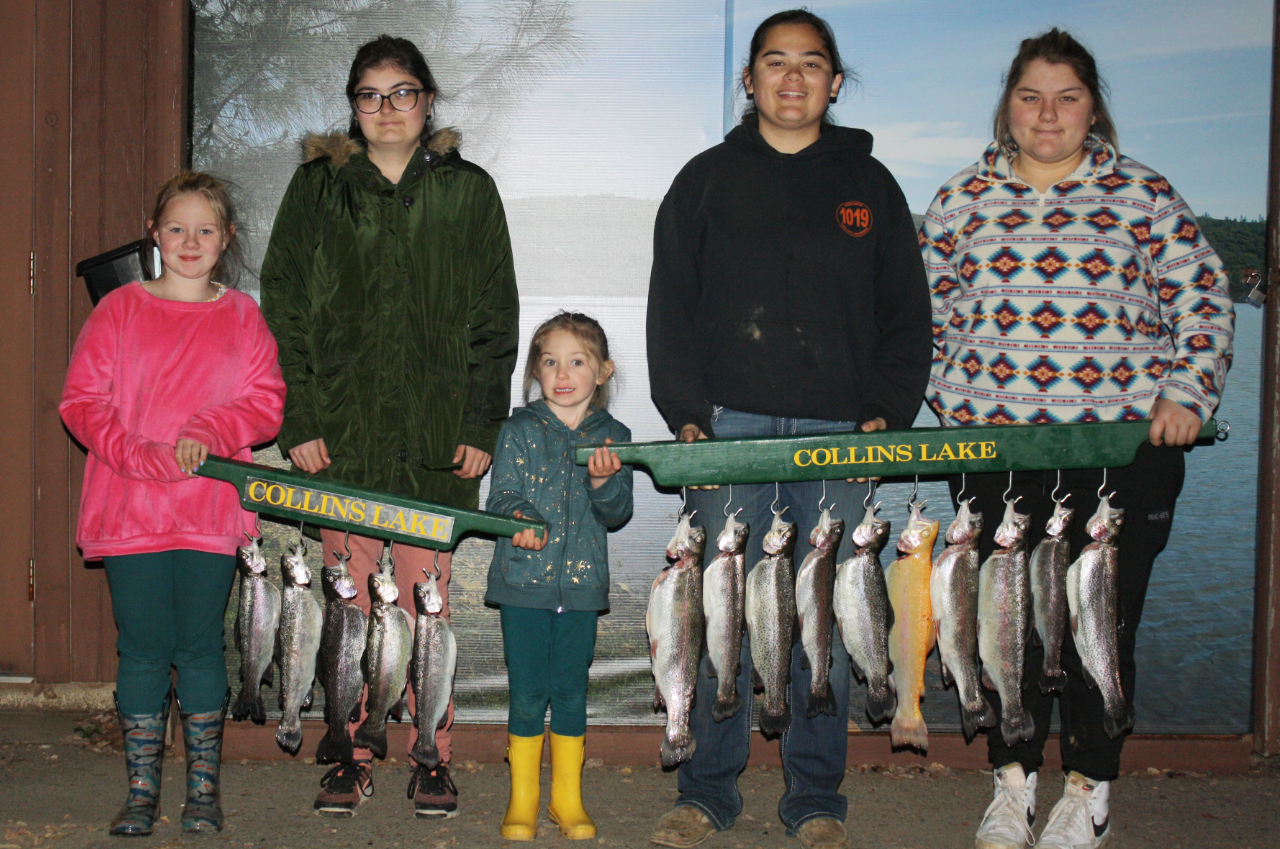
[975,763,1037,849]
[1037,771,1111,849]
[408,763,459,819]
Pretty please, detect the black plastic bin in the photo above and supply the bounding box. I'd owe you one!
[74,239,156,305]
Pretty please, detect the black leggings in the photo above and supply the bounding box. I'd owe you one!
[950,442,1186,782]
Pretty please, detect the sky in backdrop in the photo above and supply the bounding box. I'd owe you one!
[497,0,1272,219]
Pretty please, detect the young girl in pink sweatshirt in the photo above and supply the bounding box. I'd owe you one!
[60,171,286,837]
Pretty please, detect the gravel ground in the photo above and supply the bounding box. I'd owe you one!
[1,710,1277,849]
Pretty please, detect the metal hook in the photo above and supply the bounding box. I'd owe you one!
[818,479,829,512]
[341,529,352,559]
[1051,470,1064,504]
[771,482,782,516]
[253,515,263,540]
[1216,420,1231,441]
[432,549,441,579]
[723,484,734,518]
[956,473,967,505]
[294,522,308,557]
[1002,471,1014,505]
[1097,468,1109,500]
[681,486,688,515]
[863,479,877,510]
[909,476,920,510]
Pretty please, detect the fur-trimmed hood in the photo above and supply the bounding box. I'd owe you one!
[301,127,462,167]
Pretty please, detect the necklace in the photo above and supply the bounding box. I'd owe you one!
[204,283,227,303]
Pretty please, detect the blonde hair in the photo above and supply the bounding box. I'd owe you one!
[523,312,615,410]
[147,170,244,287]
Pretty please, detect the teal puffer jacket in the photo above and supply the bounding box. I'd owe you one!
[260,130,518,508]
[485,400,633,612]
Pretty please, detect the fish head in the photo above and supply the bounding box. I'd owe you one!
[665,512,694,560]
[809,507,844,551]
[237,535,267,576]
[761,508,798,555]
[1086,494,1125,542]
[896,503,940,554]
[1046,497,1076,538]
[414,574,444,616]
[851,503,890,552]
[944,499,983,546]
[993,498,1030,549]
[684,524,708,560]
[369,570,399,605]
[321,565,358,601]
[717,510,749,553]
[281,542,311,588]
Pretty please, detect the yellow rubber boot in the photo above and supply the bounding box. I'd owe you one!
[500,733,544,840]
[548,732,596,839]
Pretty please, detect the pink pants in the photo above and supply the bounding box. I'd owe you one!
[321,529,454,765]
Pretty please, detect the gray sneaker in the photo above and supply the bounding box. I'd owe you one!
[797,817,850,849]
[650,806,715,848]
[1037,772,1111,849]
[975,764,1037,849]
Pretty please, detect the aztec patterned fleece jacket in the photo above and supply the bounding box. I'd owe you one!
[920,137,1234,427]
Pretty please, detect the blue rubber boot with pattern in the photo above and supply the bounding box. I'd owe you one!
[179,692,229,833]
[110,692,171,836]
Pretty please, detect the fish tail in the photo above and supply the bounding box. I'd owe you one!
[1039,669,1068,694]
[660,732,697,769]
[712,692,743,723]
[314,726,355,765]
[863,683,896,725]
[805,683,838,719]
[410,736,440,770]
[231,688,265,725]
[1104,701,1136,740]
[1001,710,1036,747]
[758,705,791,738]
[961,693,999,742]
[275,720,303,755]
[352,720,388,760]
[890,709,929,752]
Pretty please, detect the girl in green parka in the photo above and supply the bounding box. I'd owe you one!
[259,35,519,820]
[485,312,633,841]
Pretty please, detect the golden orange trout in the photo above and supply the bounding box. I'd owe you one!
[886,503,939,751]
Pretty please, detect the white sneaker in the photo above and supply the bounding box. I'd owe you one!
[975,764,1038,849]
[1037,771,1111,849]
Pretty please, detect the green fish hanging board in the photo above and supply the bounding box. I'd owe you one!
[197,456,544,550]
[574,419,1223,488]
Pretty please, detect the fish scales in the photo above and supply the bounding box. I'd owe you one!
[745,511,798,737]
[1066,495,1134,739]
[274,539,323,754]
[1030,499,1075,694]
[232,536,281,725]
[410,573,456,770]
[316,557,368,764]
[886,503,940,751]
[795,508,845,718]
[977,499,1035,747]
[834,504,895,725]
[929,500,996,740]
[354,561,414,760]
[647,515,706,768]
[703,512,749,722]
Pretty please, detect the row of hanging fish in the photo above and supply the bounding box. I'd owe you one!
[231,535,456,768]
[645,486,1134,764]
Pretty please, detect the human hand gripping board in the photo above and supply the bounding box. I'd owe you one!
[196,455,545,550]
[572,420,1224,488]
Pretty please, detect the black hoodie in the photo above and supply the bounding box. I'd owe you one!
[646,116,931,436]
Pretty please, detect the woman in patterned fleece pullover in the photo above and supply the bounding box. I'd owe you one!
[919,29,1233,849]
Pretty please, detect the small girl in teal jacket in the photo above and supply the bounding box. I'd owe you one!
[485,311,632,840]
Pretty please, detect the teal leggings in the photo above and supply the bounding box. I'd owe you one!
[103,550,237,715]
[500,605,598,737]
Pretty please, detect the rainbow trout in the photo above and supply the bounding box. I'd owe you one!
[744,510,799,737]
[930,500,996,740]
[1067,495,1134,739]
[232,535,280,725]
[887,503,940,750]
[703,511,749,722]
[833,503,895,725]
[316,553,367,764]
[1030,498,1075,694]
[647,514,706,768]
[795,507,845,718]
[978,499,1035,747]
[274,537,323,754]
[410,572,456,770]
[354,553,414,760]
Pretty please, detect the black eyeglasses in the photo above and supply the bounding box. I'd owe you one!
[352,88,424,114]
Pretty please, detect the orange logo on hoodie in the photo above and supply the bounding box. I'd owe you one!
[837,201,872,237]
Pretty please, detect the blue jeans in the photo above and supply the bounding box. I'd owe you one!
[677,408,861,833]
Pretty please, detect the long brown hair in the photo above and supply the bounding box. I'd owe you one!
[346,35,439,145]
[147,170,244,288]
[993,28,1117,154]
[740,9,853,126]
[523,312,615,410]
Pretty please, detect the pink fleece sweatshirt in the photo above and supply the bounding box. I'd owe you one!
[60,282,286,559]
